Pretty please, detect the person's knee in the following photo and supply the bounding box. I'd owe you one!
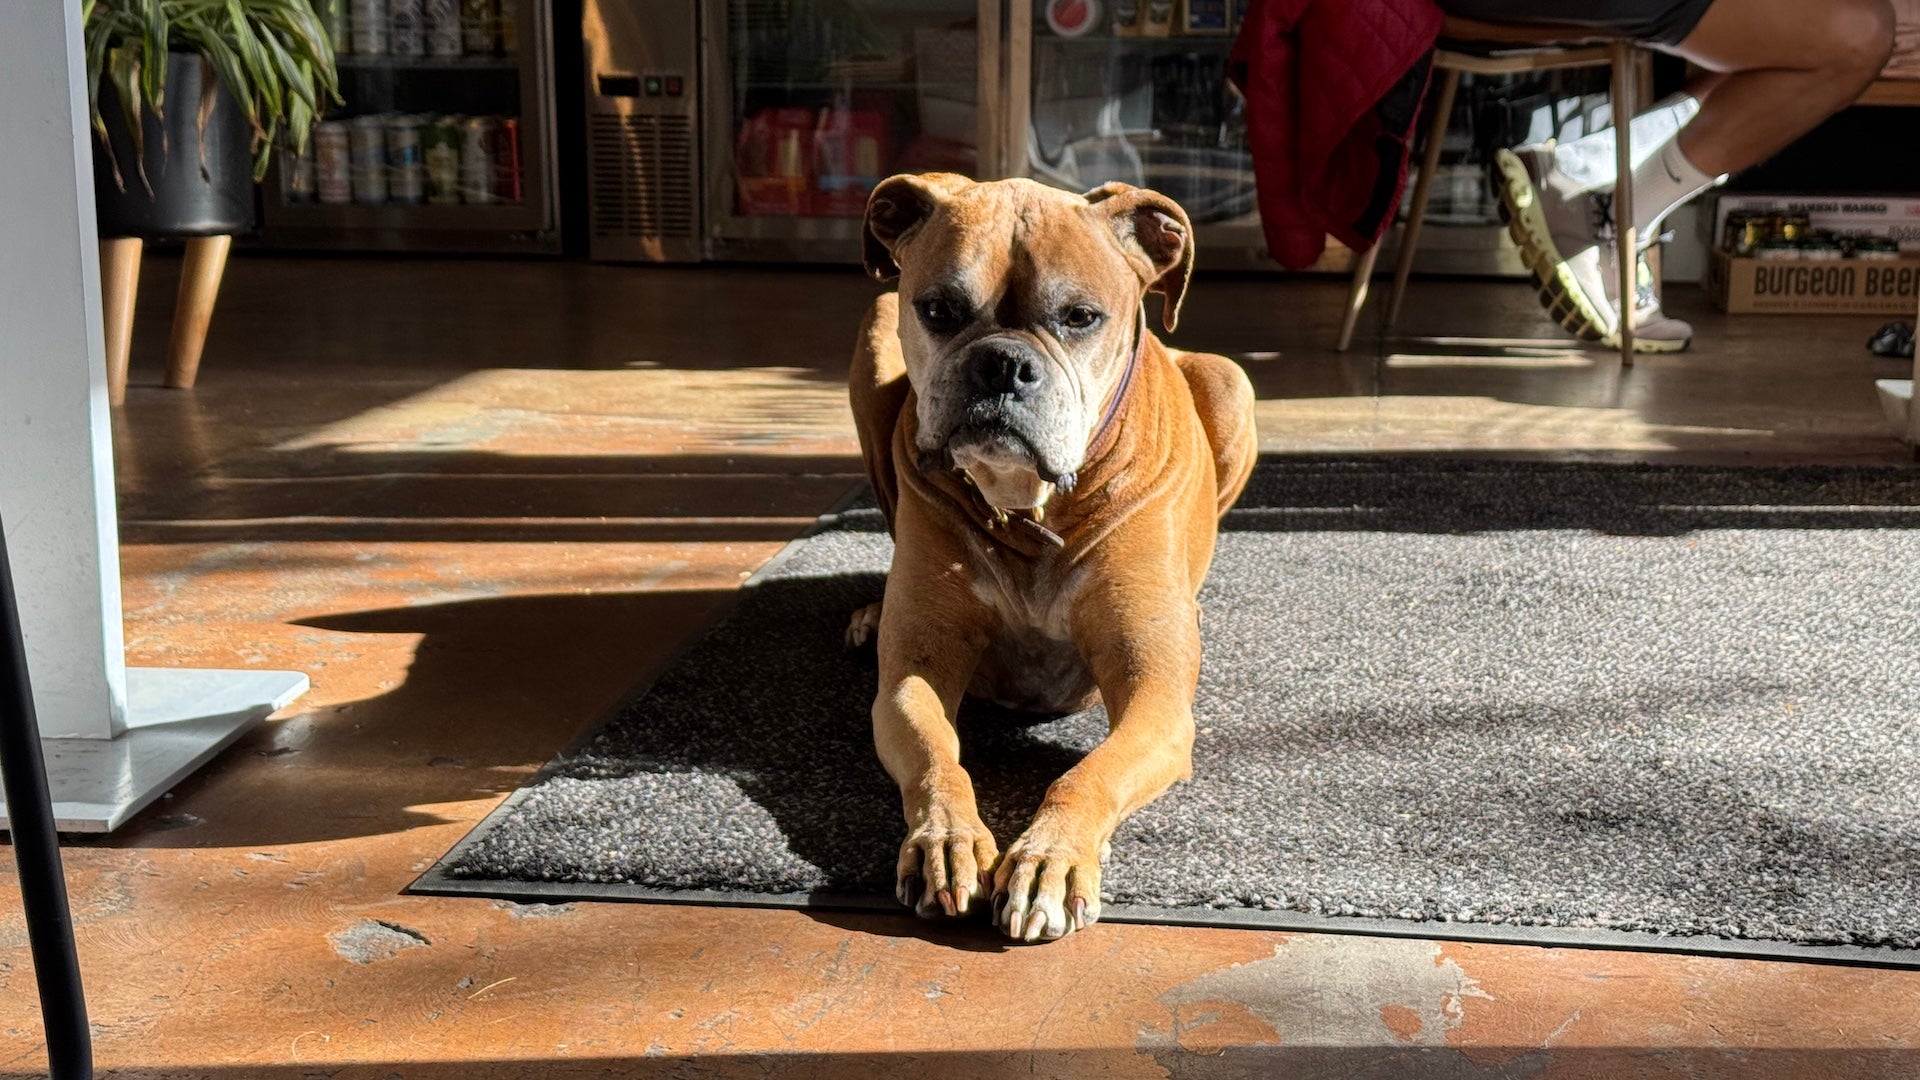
[1824,0,1896,80]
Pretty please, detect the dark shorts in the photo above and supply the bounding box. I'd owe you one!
[1434,0,1718,47]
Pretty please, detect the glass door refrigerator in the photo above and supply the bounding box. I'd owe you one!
[701,0,1002,262]
[1005,0,1271,268]
[259,0,561,252]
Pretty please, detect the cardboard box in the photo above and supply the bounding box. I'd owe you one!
[1707,193,1920,253]
[1707,249,1920,315]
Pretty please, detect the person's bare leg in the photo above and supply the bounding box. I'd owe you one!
[1669,0,1895,175]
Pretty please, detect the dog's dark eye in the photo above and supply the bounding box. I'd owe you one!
[916,297,969,335]
[1061,305,1104,331]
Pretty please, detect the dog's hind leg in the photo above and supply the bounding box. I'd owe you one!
[844,600,883,650]
[850,293,911,533]
[1173,350,1257,517]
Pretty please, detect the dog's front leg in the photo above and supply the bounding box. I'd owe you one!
[994,574,1201,942]
[872,549,999,920]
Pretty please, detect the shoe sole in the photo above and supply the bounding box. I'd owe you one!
[1491,151,1688,354]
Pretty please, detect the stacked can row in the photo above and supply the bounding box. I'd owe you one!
[325,0,518,59]
[291,114,522,206]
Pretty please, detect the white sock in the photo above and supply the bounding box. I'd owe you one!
[1543,93,1700,197]
[1627,137,1725,240]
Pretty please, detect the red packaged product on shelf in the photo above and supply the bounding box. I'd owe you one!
[734,107,817,216]
[811,107,891,217]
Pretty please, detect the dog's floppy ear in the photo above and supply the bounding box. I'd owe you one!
[862,173,970,282]
[1084,182,1195,332]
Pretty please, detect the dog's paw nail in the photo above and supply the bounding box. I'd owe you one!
[1071,897,1087,931]
[1023,909,1049,942]
[937,888,955,916]
[953,885,973,916]
[898,874,922,909]
[992,892,1009,924]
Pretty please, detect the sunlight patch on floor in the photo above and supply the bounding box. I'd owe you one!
[272,367,855,457]
[1253,395,1769,454]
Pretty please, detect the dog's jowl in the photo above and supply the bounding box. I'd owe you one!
[849,174,1256,942]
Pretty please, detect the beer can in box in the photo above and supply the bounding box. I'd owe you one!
[424,117,461,204]
[493,117,522,203]
[459,116,496,204]
[386,116,426,203]
[314,121,351,203]
[424,0,462,56]
[460,0,496,53]
[351,0,388,54]
[350,114,389,203]
[390,0,425,57]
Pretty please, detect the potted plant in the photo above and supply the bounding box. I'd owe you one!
[84,0,341,236]
[83,0,339,404]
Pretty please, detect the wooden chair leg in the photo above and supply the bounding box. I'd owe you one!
[99,237,142,406]
[1386,66,1461,330]
[165,234,232,390]
[1336,243,1382,352]
[1610,43,1636,365]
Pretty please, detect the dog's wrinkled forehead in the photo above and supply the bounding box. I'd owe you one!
[910,185,1136,306]
[863,174,1196,332]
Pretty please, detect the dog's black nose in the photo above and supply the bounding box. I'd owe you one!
[968,342,1043,396]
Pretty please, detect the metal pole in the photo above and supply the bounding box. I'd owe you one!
[0,514,93,1080]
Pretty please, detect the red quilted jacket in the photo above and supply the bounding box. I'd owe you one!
[1229,0,1443,269]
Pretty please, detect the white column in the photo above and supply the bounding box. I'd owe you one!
[0,0,128,740]
[0,2,309,832]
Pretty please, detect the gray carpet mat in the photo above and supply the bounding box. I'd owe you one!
[416,459,1920,966]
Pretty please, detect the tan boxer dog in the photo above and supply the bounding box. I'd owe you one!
[847,174,1256,942]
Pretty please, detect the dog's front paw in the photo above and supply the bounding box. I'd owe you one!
[896,808,998,920]
[992,827,1105,942]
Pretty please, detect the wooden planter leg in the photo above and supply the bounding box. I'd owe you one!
[165,234,232,390]
[99,237,142,406]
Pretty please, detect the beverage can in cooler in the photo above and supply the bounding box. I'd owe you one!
[390,0,425,57]
[314,121,351,203]
[460,0,496,54]
[349,114,389,203]
[350,0,388,53]
[424,0,462,56]
[497,0,517,55]
[493,117,522,203]
[424,117,462,204]
[459,116,496,204]
[386,116,426,203]
[287,145,317,202]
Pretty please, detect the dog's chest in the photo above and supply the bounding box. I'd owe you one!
[962,540,1098,713]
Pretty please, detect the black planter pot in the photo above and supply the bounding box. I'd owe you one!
[93,51,255,239]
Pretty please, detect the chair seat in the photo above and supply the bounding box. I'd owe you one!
[1434,41,1616,74]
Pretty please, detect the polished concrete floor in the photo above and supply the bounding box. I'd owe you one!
[3,255,1918,1079]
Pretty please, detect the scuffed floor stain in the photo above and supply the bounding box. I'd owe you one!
[328,919,431,964]
[1139,934,1547,1079]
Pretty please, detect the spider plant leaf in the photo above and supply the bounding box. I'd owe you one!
[224,0,282,135]
[192,25,257,130]
[106,41,154,196]
[285,65,314,157]
[196,55,218,181]
[85,15,122,186]
[140,0,169,109]
[258,24,316,114]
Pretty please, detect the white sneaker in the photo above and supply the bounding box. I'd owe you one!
[1599,243,1692,353]
[1494,146,1690,353]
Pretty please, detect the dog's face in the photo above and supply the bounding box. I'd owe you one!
[863,175,1194,510]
